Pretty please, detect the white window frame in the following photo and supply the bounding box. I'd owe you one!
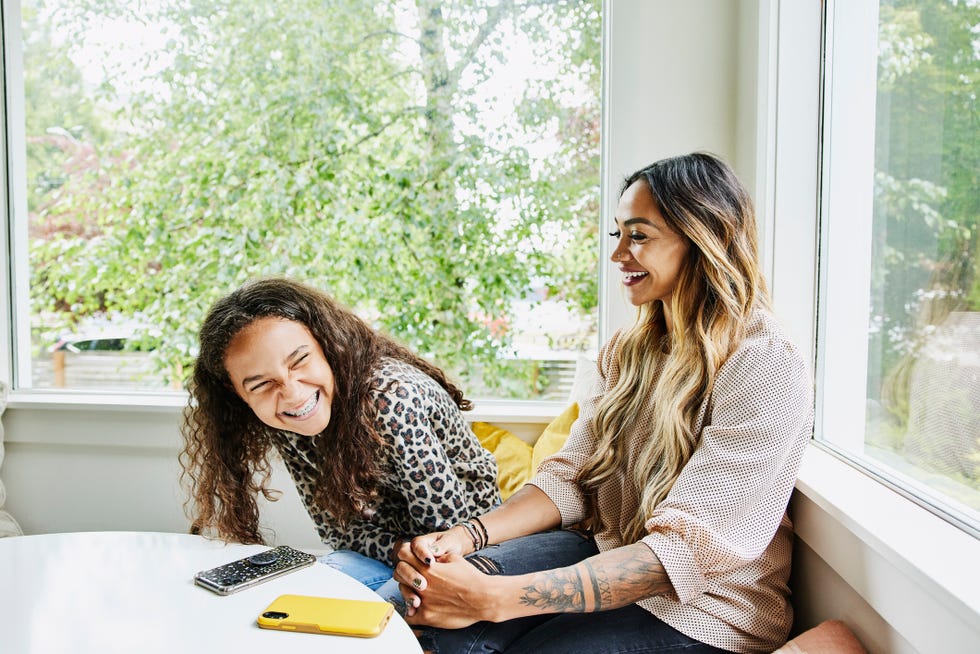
[818,0,979,536]
[2,0,752,413]
[0,3,816,418]
[816,0,880,455]
[785,0,980,650]
[0,0,29,387]
[0,0,591,416]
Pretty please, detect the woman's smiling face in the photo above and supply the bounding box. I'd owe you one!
[224,317,335,436]
[610,180,690,309]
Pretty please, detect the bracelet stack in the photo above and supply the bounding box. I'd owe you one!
[457,516,489,552]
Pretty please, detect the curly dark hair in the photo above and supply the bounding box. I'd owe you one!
[179,277,471,544]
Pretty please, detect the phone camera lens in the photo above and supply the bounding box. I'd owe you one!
[262,611,289,619]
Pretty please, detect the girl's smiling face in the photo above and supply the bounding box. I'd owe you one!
[224,317,335,436]
[610,180,690,310]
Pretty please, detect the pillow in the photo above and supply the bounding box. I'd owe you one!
[568,354,600,407]
[471,421,533,500]
[531,402,579,473]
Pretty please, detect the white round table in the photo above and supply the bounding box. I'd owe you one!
[0,531,423,654]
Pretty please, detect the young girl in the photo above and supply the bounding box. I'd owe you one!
[393,152,814,654]
[180,278,500,597]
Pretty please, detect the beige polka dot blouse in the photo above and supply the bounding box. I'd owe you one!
[532,308,814,653]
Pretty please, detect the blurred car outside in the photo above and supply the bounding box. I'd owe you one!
[36,321,166,390]
[50,331,132,354]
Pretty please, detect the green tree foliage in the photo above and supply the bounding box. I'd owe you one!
[872,0,980,377]
[871,0,980,494]
[22,3,107,240]
[27,0,601,392]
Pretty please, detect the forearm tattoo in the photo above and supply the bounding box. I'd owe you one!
[518,544,671,613]
[518,567,587,612]
[587,545,671,610]
[583,560,612,607]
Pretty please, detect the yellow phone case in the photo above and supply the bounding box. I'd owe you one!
[257,594,394,638]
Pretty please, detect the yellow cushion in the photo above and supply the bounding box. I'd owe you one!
[471,421,533,500]
[531,403,579,473]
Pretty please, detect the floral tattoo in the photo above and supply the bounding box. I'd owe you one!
[518,568,587,611]
[517,544,671,613]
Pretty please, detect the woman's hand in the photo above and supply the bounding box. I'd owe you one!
[391,529,471,617]
[393,547,501,629]
[391,489,563,624]
[396,540,674,628]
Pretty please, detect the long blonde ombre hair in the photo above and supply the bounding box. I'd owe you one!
[576,152,771,544]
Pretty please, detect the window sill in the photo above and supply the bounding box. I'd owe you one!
[7,389,188,412]
[6,389,564,420]
[793,443,980,652]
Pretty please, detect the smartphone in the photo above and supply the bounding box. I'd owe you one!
[193,545,317,595]
[257,594,394,638]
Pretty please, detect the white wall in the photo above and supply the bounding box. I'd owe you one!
[2,407,188,535]
[600,0,742,340]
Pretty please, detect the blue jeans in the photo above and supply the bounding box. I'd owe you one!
[318,550,404,610]
[416,530,734,654]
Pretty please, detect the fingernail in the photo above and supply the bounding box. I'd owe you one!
[424,557,431,565]
[412,578,422,588]
[413,597,420,608]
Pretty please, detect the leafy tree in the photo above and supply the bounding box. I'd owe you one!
[27,0,601,394]
[870,0,980,492]
[22,3,107,238]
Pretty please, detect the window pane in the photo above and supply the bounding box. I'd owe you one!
[862,1,979,529]
[20,0,601,397]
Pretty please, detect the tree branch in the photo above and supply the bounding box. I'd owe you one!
[446,0,570,90]
[447,0,514,90]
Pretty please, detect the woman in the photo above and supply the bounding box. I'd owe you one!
[180,277,500,598]
[393,152,814,653]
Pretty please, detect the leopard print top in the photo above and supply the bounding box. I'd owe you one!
[275,358,500,562]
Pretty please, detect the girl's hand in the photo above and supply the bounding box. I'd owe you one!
[409,524,474,564]
[394,548,499,629]
[389,538,407,565]
[392,530,470,617]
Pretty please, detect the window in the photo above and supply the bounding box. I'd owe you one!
[8,0,601,399]
[819,0,979,535]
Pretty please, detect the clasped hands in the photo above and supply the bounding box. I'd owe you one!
[391,525,497,628]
